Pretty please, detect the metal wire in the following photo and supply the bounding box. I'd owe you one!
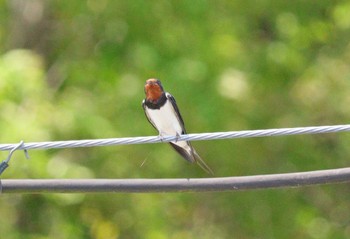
[2,167,350,193]
[0,141,29,176]
[0,124,350,151]
[1,124,350,193]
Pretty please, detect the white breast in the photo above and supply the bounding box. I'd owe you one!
[146,100,183,136]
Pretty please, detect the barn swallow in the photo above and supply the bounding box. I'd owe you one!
[142,78,213,174]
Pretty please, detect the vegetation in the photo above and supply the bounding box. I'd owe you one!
[1,1,350,238]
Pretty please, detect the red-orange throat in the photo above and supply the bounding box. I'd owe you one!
[145,80,163,101]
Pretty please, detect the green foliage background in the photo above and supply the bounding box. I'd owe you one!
[1,1,350,238]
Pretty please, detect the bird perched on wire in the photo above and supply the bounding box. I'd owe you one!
[142,78,213,174]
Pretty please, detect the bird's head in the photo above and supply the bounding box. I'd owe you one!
[144,78,164,102]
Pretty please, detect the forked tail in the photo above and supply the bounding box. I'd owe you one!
[193,151,214,175]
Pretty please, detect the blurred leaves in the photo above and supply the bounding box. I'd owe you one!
[1,0,350,238]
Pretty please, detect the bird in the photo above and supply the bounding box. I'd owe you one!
[142,78,213,174]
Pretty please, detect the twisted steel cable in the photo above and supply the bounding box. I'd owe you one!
[0,124,349,151]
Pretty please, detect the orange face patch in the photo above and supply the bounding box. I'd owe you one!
[145,79,163,101]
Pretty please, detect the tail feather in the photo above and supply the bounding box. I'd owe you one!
[193,150,214,175]
[169,142,214,175]
[169,142,195,163]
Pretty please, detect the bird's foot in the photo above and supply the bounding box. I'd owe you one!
[175,133,181,143]
[158,133,165,142]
